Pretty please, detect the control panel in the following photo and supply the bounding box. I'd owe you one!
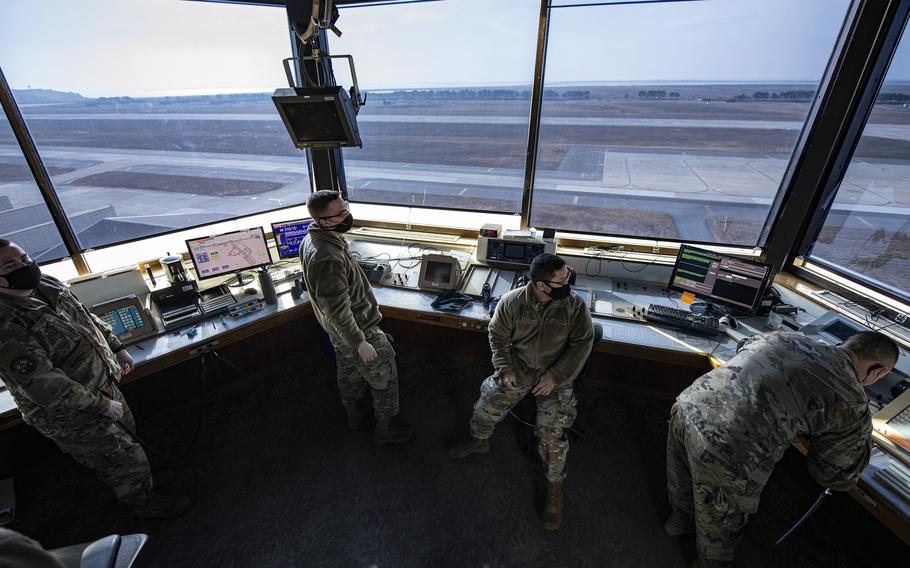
[477,237,556,267]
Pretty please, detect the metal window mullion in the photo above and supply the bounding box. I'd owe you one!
[0,66,89,274]
[796,0,910,260]
[761,0,909,274]
[521,0,551,229]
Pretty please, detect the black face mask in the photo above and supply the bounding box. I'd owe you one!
[1,261,41,290]
[543,282,571,301]
[325,213,354,233]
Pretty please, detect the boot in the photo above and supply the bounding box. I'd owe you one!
[447,437,490,459]
[543,480,563,530]
[133,493,191,519]
[664,509,696,537]
[373,416,412,444]
[691,559,732,568]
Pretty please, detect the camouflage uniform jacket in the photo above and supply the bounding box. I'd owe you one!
[0,275,122,425]
[300,226,382,347]
[677,331,871,493]
[489,283,594,385]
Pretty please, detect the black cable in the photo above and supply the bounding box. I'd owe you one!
[112,353,209,463]
[775,489,833,546]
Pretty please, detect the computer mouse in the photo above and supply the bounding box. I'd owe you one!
[719,315,739,329]
[244,288,258,295]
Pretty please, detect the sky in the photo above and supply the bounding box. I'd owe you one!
[1,0,909,97]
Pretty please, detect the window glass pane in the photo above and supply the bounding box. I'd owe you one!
[330,0,538,214]
[532,0,849,244]
[0,0,308,251]
[809,28,910,298]
[0,108,67,262]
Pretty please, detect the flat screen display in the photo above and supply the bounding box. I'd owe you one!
[186,227,272,280]
[426,261,454,283]
[272,219,312,259]
[669,245,772,313]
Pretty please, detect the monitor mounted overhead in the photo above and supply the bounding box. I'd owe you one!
[668,245,772,316]
[272,86,362,150]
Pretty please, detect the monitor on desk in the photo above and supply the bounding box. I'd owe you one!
[418,254,463,291]
[668,245,772,315]
[186,227,273,281]
[271,218,313,260]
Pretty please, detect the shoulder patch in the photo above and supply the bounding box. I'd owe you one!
[10,356,36,375]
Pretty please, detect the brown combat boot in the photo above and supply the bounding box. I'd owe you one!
[373,416,413,444]
[691,559,732,568]
[447,437,490,459]
[664,509,696,537]
[133,493,191,519]
[543,480,563,530]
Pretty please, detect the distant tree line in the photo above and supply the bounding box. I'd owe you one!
[371,89,590,101]
[877,92,910,103]
[637,90,680,99]
[85,92,271,106]
[725,90,815,102]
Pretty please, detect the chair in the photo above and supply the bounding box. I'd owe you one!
[50,534,148,568]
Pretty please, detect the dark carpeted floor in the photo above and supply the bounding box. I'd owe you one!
[7,345,897,567]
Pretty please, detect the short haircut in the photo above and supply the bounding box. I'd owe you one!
[0,239,9,248]
[530,253,566,283]
[306,190,342,218]
[842,331,900,366]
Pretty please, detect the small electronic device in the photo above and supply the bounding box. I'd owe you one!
[91,295,158,345]
[644,304,720,336]
[230,298,264,319]
[668,245,772,316]
[198,284,236,316]
[476,236,556,267]
[479,223,502,238]
[418,254,463,291]
[800,312,867,345]
[272,86,362,149]
[151,281,203,331]
[186,227,273,287]
[271,218,313,260]
[357,261,386,284]
[160,253,189,285]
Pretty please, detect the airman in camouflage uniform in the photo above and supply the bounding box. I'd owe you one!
[665,331,899,568]
[449,253,594,530]
[0,240,188,519]
[300,191,411,444]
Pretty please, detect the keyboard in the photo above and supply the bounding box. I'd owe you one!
[645,304,720,336]
[271,268,302,284]
[887,406,910,454]
[875,459,910,503]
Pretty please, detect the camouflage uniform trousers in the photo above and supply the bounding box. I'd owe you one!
[666,403,763,564]
[31,385,152,506]
[470,372,577,482]
[332,327,400,421]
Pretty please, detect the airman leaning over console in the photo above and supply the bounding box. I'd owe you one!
[665,330,899,568]
[300,190,412,444]
[449,253,594,530]
[0,239,189,519]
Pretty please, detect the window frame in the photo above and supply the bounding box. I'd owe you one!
[794,1,910,306]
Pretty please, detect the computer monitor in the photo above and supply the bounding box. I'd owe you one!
[271,218,313,260]
[186,227,273,286]
[418,254,463,291]
[668,245,772,315]
[271,86,362,149]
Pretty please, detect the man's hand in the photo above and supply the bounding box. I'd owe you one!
[357,341,378,363]
[500,367,517,390]
[115,349,134,376]
[533,372,557,396]
[103,399,124,421]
